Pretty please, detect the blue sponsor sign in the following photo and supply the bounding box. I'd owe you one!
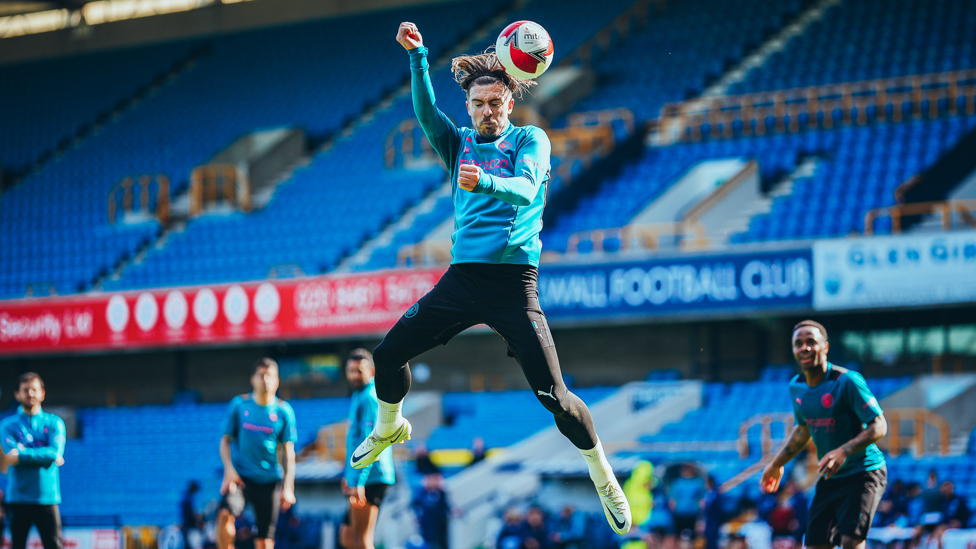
[539,249,812,321]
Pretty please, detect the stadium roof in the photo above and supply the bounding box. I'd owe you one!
[0,1,88,17]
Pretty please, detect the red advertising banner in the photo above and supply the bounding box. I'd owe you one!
[0,268,447,356]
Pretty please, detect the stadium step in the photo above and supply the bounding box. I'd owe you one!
[723,156,821,241]
[335,180,451,272]
[446,381,702,549]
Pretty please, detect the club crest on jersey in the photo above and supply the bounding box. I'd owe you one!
[497,140,512,152]
[270,413,278,421]
[821,393,834,408]
[405,303,420,318]
[795,397,802,405]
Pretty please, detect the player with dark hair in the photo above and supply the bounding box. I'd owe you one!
[761,321,888,549]
[340,349,395,549]
[350,22,632,535]
[0,373,66,549]
[217,358,297,549]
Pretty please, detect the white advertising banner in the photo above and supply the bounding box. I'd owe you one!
[942,528,976,549]
[2,528,121,549]
[813,232,976,311]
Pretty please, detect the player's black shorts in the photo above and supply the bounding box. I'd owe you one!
[806,466,887,546]
[342,483,391,525]
[218,477,282,539]
[382,263,552,358]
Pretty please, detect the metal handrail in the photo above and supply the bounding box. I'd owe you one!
[107,173,170,224]
[565,221,709,254]
[864,198,976,235]
[658,68,976,143]
[189,164,251,216]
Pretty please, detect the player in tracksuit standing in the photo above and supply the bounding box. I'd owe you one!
[350,22,632,535]
[762,320,888,549]
[0,373,66,549]
[340,349,395,549]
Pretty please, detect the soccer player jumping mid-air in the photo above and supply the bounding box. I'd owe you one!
[762,320,888,549]
[351,22,632,535]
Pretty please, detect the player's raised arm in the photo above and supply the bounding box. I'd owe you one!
[399,22,461,166]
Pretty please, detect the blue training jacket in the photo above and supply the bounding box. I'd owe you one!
[0,407,66,505]
[345,381,395,487]
[409,47,551,267]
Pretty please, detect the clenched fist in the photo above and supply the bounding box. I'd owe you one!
[458,163,482,192]
[397,22,423,50]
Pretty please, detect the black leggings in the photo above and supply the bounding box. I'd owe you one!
[373,263,597,449]
[8,504,62,549]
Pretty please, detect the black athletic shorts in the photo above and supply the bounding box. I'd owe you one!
[341,484,391,525]
[390,263,551,355]
[806,466,887,546]
[8,503,61,549]
[218,477,282,539]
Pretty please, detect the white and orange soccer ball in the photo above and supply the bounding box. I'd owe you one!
[495,20,554,80]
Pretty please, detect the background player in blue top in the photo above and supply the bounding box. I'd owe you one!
[761,320,888,549]
[0,373,65,549]
[217,358,297,549]
[351,21,632,536]
[340,349,395,549]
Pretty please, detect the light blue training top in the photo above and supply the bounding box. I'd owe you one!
[409,46,552,267]
[222,394,297,484]
[0,407,66,505]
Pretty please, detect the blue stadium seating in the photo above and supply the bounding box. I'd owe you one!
[55,398,349,526]
[0,1,503,299]
[0,41,205,299]
[426,386,617,450]
[571,0,805,122]
[728,0,976,94]
[0,42,199,173]
[541,115,976,251]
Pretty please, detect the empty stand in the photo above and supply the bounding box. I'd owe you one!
[543,115,976,252]
[728,0,976,94]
